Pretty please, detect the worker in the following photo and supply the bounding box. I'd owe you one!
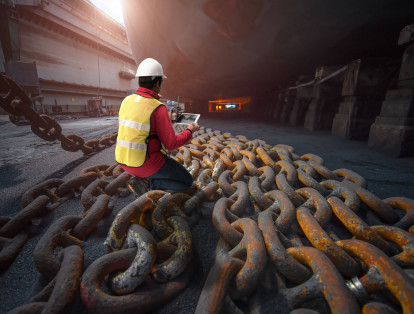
[115,57,199,196]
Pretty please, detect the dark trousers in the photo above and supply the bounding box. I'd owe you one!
[148,155,193,191]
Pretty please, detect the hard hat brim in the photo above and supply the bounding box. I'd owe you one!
[135,74,168,79]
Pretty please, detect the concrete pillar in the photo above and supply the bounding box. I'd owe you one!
[332,60,360,138]
[271,89,284,121]
[332,59,388,140]
[304,66,344,131]
[368,25,414,157]
[279,89,296,123]
[289,82,313,126]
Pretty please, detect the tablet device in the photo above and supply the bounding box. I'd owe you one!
[174,113,200,125]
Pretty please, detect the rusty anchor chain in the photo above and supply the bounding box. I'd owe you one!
[2,125,414,313]
[8,245,83,314]
[82,187,211,313]
[0,162,128,272]
[3,162,134,312]
[190,127,413,313]
[267,246,360,313]
[80,247,192,314]
[196,217,268,313]
[0,74,117,154]
[338,239,414,313]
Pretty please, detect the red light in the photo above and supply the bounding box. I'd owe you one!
[209,97,251,112]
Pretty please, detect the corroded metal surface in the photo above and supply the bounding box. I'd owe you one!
[109,224,156,294]
[80,248,192,314]
[0,122,413,313]
[337,239,414,313]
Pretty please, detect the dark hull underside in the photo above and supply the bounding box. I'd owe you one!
[122,0,414,102]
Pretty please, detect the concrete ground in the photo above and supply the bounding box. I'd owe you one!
[0,114,413,313]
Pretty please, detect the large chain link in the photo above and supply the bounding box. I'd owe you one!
[0,74,117,154]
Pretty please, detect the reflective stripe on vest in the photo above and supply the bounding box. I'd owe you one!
[116,139,147,151]
[115,94,163,167]
[118,119,151,132]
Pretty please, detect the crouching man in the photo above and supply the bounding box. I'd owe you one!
[115,58,199,196]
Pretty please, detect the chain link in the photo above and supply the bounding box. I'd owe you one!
[0,74,117,154]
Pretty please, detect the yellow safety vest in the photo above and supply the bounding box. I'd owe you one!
[115,94,163,167]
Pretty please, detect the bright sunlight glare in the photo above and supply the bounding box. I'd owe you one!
[88,0,124,26]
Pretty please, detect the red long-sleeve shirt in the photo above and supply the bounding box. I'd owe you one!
[120,87,192,177]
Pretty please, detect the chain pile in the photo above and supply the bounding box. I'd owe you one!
[177,129,413,313]
[0,74,117,154]
[0,117,413,311]
[0,158,219,313]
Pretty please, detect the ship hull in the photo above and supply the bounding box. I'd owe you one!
[122,0,414,105]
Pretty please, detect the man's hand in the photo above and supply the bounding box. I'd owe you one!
[187,122,199,133]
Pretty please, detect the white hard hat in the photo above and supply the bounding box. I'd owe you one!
[135,58,167,79]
